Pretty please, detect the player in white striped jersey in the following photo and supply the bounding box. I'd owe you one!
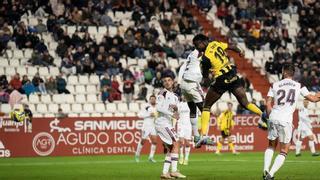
[155,73,186,179]
[263,64,320,180]
[177,96,192,165]
[295,99,319,157]
[178,49,213,147]
[135,95,158,163]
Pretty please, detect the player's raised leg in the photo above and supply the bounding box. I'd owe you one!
[187,102,201,143]
[135,138,145,162]
[231,86,268,129]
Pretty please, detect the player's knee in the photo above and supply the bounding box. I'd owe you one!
[308,135,314,141]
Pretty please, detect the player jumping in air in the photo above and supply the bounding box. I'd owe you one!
[263,64,320,180]
[177,96,192,165]
[295,99,320,157]
[215,102,239,155]
[155,72,186,179]
[178,49,208,146]
[192,34,268,147]
[135,95,158,163]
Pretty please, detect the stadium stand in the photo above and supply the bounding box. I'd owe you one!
[0,0,318,117]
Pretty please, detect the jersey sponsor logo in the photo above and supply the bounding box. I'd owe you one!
[0,140,11,157]
[33,132,55,156]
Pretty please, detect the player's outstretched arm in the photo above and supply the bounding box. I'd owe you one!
[226,44,244,57]
[305,93,320,103]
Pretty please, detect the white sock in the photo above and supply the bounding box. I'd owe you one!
[163,153,171,174]
[309,140,316,154]
[269,153,287,177]
[135,142,143,156]
[185,146,191,160]
[179,146,184,159]
[264,148,274,172]
[190,117,200,136]
[149,144,156,159]
[171,153,179,172]
[295,140,302,155]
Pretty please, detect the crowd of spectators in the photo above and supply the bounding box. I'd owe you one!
[213,0,320,91]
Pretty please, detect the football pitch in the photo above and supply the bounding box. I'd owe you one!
[0,152,319,180]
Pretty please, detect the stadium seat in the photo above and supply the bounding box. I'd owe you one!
[49,42,58,50]
[291,14,299,21]
[44,113,55,118]
[1,103,11,114]
[68,113,79,117]
[75,85,86,94]
[72,104,83,113]
[117,103,128,113]
[254,50,264,59]
[244,50,254,60]
[109,26,117,36]
[263,50,273,59]
[66,85,75,94]
[89,75,100,85]
[0,59,9,67]
[75,94,86,103]
[16,67,27,75]
[217,102,228,111]
[13,49,24,59]
[67,26,76,34]
[91,113,102,117]
[129,102,140,112]
[83,104,95,113]
[29,94,40,104]
[37,104,48,114]
[27,66,38,76]
[0,67,4,75]
[78,75,89,84]
[252,91,262,101]
[49,67,60,76]
[102,112,114,117]
[114,112,125,117]
[98,26,107,34]
[288,28,297,37]
[40,94,51,104]
[94,103,106,113]
[86,85,97,94]
[106,103,117,113]
[87,94,98,103]
[10,59,20,67]
[6,67,16,76]
[48,104,59,114]
[65,94,75,103]
[39,67,49,76]
[221,93,231,101]
[168,59,179,68]
[33,113,43,118]
[79,113,90,117]
[68,76,78,85]
[60,104,71,112]
[52,94,65,104]
[126,112,136,116]
[28,17,38,26]
[24,49,33,59]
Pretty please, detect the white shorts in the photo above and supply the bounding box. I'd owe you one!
[141,126,157,139]
[298,128,313,139]
[177,123,192,140]
[155,125,178,145]
[180,80,203,103]
[267,120,293,144]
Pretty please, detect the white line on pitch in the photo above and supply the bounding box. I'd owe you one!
[0,159,319,166]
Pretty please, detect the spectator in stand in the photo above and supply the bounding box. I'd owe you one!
[107,55,119,76]
[41,50,55,66]
[123,66,134,81]
[82,54,95,74]
[101,85,111,103]
[35,19,47,33]
[143,65,154,84]
[111,76,121,101]
[21,75,29,85]
[45,76,58,94]
[94,54,107,76]
[0,75,8,90]
[56,74,70,94]
[61,53,76,75]
[135,83,148,101]
[56,108,68,118]
[100,73,111,90]
[133,67,144,84]
[151,71,163,89]
[123,77,135,107]
[9,73,24,94]
[0,86,9,103]
[300,71,312,90]
[32,73,47,94]
[22,80,36,97]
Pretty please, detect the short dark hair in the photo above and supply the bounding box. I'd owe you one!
[192,34,209,45]
[282,63,295,76]
[149,94,156,99]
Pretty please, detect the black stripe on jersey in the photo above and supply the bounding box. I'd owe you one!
[158,89,167,98]
[201,55,212,78]
[145,106,150,111]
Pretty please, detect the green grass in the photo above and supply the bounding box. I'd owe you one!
[0,152,319,179]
